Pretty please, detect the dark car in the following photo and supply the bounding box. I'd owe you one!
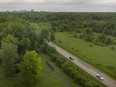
[69,57,74,61]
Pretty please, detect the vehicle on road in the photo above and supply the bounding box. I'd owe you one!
[96,74,104,80]
[69,57,74,61]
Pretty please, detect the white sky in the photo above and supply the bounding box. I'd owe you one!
[0,0,116,12]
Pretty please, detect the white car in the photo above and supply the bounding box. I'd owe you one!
[96,74,104,80]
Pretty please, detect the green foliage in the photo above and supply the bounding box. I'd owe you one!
[111,46,115,50]
[2,34,19,45]
[39,42,56,54]
[0,11,115,87]
[0,54,80,87]
[84,34,93,41]
[48,53,104,87]
[18,37,31,53]
[50,33,55,41]
[18,51,42,85]
[103,27,109,35]
[84,28,93,36]
[49,12,116,38]
[40,28,49,40]
[0,15,42,54]
[96,34,112,44]
[1,42,19,77]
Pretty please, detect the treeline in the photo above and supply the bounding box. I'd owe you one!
[39,42,105,87]
[50,13,116,36]
[9,12,116,45]
[2,12,116,37]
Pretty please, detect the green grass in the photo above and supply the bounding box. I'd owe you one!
[39,53,81,87]
[55,32,116,80]
[0,53,80,87]
[0,65,18,87]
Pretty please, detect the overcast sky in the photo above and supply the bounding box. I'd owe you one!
[0,0,116,12]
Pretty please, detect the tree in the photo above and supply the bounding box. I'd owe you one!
[112,30,116,37]
[18,51,42,85]
[2,34,18,45]
[18,37,31,54]
[1,42,19,77]
[40,28,49,40]
[84,28,93,36]
[103,27,109,35]
[39,42,48,54]
[39,42,56,55]
[50,33,55,41]
[84,35,93,42]
[98,34,106,43]
[105,37,112,44]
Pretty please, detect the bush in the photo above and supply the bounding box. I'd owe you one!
[50,53,57,62]
[48,53,102,87]
[111,46,115,50]
[41,43,103,87]
[89,44,93,47]
[59,40,62,43]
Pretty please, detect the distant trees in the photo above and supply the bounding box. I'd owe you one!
[95,34,112,44]
[84,28,93,36]
[47,12,116,46]
[83,28,93,42]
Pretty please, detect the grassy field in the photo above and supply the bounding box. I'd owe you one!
[55,32,116,80]
[0,53,80,87]
[39,54,81,87]
[0,65,17,87]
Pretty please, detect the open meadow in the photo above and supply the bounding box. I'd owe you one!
[55,32,116,80]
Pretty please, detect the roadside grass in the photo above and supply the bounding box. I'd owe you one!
[40,53,81,87]
[55,32,116,80]
[0,53,80,87]
[54,53,107,87]
[0,65,18,87]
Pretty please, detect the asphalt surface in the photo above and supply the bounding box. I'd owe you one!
[48,42,116,87]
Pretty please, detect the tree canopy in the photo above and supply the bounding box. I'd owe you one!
[18,51,42,85]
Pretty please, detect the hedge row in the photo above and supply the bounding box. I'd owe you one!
[48,53,104,87]
[40,43,105,87]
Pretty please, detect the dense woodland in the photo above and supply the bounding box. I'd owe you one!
[18,12,116,45]
[0,12,115,87]
[0,12,47,86]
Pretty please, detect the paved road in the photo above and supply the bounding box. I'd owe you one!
[48,42,116,87]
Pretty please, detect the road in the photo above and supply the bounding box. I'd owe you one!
[48,42,116,87]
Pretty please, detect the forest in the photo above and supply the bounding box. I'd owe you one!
[0,12,116,87]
